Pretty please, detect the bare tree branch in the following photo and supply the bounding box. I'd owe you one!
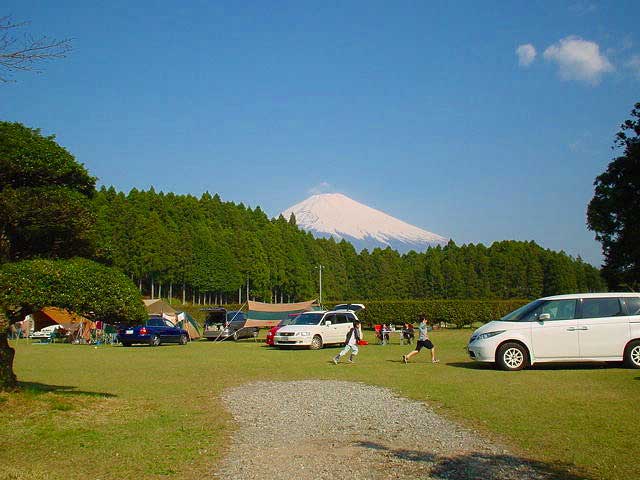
[0,16,72,82]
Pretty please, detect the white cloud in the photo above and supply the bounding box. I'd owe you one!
[308,181,333,195]
[516,44,537,67]
[543,36,614,84]
[568,1,597,16]
[626,55,640,78]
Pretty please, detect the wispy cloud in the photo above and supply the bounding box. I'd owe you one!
[626,55,640,78]
[568,1,597,16]
[543,36,613,85]
[516,44,537,67]
[308,181,333,195]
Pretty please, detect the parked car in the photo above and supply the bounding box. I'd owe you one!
[265,314,299,346]
[117,315,189,347]
[30,324,63,341]
[203,309,258,341]
[274,304,365,350]
[467,293,640,371]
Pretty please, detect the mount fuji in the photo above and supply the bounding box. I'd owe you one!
[281,193,448,253]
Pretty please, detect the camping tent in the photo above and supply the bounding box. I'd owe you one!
[143,299,201,339]
[143,299,178,317]
[245,300,318,328]
[176,311,201,340]
[31,307,95,342]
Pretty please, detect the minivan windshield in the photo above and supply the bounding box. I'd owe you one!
[500,300,545,322]
[290,313,324,325]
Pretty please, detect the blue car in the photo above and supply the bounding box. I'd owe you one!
[118,316,189,347]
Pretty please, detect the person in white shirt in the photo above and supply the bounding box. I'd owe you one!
[333,320,362,364]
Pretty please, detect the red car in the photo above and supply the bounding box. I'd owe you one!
[265,314,299,346]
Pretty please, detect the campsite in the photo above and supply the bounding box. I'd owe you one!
[3,325,638,480]
[2,3,640,479]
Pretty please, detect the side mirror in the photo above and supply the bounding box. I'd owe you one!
[324,321,332,326]
[538,313,551,322]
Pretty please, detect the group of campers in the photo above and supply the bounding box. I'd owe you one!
[333,315,439,365]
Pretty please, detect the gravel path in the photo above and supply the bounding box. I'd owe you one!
[214,380,584,480]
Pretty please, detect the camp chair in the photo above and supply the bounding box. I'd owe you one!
[374,325,383,344]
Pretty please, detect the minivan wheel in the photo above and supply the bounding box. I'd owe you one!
[310,335,323,350]
[496,342,527,371]
[624,340,640,369]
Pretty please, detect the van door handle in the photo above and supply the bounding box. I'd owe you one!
[566,327,577,331]
[578,326,589,331]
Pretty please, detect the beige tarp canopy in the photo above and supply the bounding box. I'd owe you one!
[245,299,318,328]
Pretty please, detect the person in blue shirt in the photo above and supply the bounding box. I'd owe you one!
[402,316,439,364]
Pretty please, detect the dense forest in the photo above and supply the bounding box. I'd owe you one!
[92,187,605,303]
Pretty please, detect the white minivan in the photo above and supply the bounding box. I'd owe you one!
[468,293,640,370]
[274,304,364,350]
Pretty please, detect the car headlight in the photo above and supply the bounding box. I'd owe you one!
[296,332,310,336]
[474,330,505,341]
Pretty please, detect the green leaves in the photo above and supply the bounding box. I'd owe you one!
[0,258,146,323]
[0,122,97,262]
[587,102,640,289]
[0,122,95,196]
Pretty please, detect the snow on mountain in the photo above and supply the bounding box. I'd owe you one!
[281,193,448,253]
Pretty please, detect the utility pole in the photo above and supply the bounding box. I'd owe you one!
[315,265,324,306]
[246,277,249,303]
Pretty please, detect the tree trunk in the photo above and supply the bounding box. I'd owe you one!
[0,311,17,390]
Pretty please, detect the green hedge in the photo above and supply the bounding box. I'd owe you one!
[169,300,528,328]
[341,300,529,327]
[335,300,529,327]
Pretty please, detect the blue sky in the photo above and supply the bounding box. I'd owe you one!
[2,1,639,265]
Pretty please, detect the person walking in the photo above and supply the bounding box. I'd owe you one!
[333,320,362,364]
[402,316,439,364]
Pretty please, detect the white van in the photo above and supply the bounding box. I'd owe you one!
[468,293,640,370]
[274,305,364,350]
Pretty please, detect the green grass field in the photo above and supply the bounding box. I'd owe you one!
[2,330,638,480]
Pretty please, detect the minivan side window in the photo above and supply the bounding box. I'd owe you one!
[625,297,640,315]
[323,314,335,324]
[521,300,577,321]
[335,314,349,324]
[581,298,624,318]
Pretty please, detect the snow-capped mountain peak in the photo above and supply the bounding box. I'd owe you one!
[281,193,448,252]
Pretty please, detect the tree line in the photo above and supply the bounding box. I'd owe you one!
[92,187,606,303]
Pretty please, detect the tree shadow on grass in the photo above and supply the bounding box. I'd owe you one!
[17,381,116,398]
[355,441,592,480]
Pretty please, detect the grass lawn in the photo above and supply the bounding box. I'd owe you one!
[2,330,638,480]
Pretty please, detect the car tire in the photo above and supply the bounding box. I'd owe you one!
[150,335,160,347]
[206,337,215,341]
[179,334,188,345]
[496,342,528,371]
[310,335,323,350]
[624,340,640,369]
